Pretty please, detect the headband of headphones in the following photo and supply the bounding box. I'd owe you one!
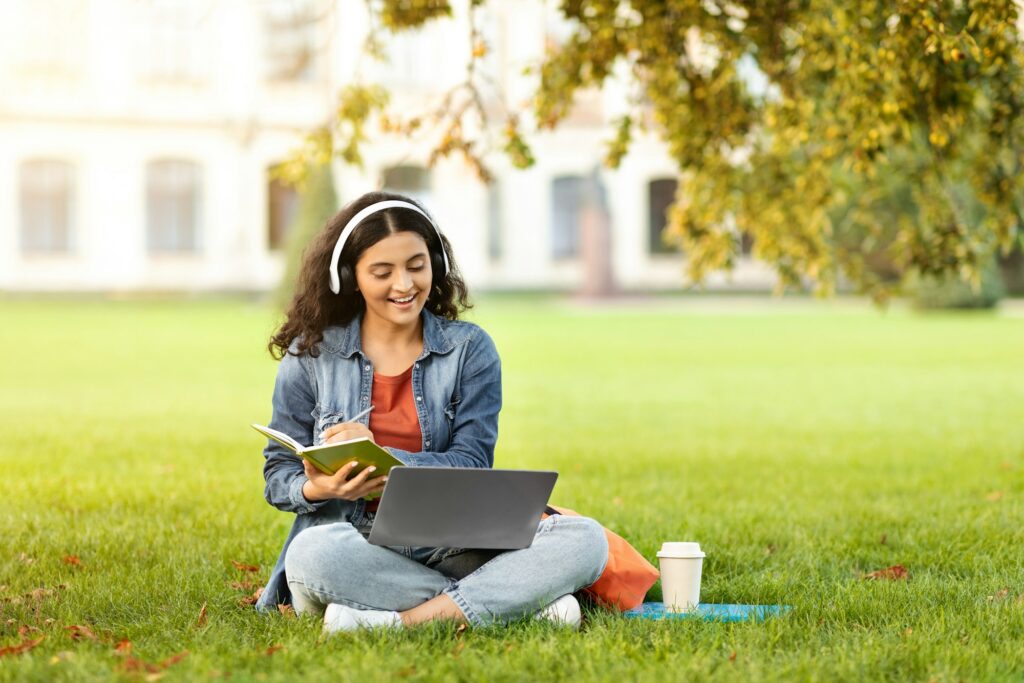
[328,200,451,294]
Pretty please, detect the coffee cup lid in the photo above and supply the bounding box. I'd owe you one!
[657,542,705,559]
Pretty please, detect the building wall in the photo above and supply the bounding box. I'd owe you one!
[0,0,775,294]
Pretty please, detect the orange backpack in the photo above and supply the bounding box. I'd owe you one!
[542,505,659,611]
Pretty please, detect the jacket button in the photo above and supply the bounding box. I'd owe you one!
[425,441,431,447]
[416,396,422,401]
[364,365,370,371]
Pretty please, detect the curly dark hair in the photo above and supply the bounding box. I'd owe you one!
[269,191,472,359]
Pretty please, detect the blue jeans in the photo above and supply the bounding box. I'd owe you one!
[284,506,609,626]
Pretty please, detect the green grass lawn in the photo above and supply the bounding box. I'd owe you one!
[1,296,1023,681]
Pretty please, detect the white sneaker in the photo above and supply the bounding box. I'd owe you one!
[323,603,403,634]
[534,594,581,628]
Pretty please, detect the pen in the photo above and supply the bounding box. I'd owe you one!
[347,405,374,423]
[317,405,374,446]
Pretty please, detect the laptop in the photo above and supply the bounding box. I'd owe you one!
[367,467,558,550]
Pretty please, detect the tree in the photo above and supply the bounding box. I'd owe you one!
[284,0,1024,302]
[274,162,339,309]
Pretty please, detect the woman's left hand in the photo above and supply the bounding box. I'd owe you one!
[321,422,375,445]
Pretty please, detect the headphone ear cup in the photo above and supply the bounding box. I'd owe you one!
[430,249,446,293]
[338,263,357,297]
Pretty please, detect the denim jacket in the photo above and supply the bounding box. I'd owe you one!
[255,308,501,612]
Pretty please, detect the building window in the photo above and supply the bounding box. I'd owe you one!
[267,173,299,251]
[19,160,75,254]
[146,160,201,254]
[5,1,87,79]
[551,176,584,260]
[740,231,755,257]
[648,178,681,255]
[263,0,324,82]
[383,165,432,207]
[379,24,444,87]
[143,0,207,82]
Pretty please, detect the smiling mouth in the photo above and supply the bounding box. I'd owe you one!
[388,293,417,304]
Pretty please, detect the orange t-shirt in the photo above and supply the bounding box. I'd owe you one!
[365,364,421,512]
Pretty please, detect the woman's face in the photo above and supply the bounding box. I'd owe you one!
[354,230,433,328]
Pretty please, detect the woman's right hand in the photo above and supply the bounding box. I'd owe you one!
[301,458,388,502]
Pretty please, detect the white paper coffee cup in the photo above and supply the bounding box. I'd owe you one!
[657,542,705,612]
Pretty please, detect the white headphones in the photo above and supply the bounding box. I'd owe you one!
[328,200,451,294]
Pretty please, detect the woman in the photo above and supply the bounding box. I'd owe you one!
[256,190,608,632]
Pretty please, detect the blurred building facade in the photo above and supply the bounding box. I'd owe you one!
[0,0,774,293]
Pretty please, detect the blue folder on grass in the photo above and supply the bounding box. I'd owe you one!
[624,602,791,622]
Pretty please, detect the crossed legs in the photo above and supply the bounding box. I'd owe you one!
[284,515,608,627]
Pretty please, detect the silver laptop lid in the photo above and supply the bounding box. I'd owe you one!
[367,467,558,550]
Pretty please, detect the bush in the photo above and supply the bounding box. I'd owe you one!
[912,260,1005,309]
[997,243,1024,296]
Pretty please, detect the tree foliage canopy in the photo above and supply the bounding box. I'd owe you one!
[284,0,1024,299]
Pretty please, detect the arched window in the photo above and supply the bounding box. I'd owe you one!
[146,160,201,253]
[382,165,432,207]
[267,170,299,251]
[19,159,75,254]
[648,178,681,255]
[551,175,584,260]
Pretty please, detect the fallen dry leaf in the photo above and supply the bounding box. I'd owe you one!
[17,626,41,637]
[65,624,98,641]
[229,581,259,591]
[196,603,208,628]
[120,657,150,673]
[903,627,913,636]
[455,623,468,638]
[114,639,133,655]
[277,604,295,618]
[231,561,259,573]
[397,666,417,677]
[62,555,81,566]
[728,651,737,662]
[158,651,189,668]
[27,588,53,601]
[986,491,1004,502]
[864,565,908,580]
[3,585,66,606]
[987,588,1011,602]
[265,644,284,657]
[0,635,45,657]
[238,588,263,607]
[17,553,35,565]
[120,650,189,674]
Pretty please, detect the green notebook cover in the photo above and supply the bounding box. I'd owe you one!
[252,423,403,500]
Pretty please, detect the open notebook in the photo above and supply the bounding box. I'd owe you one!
[251,423,404,499]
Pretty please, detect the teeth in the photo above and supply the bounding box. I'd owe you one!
[391,295,415,303]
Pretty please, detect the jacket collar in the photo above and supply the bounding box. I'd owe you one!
[320,308,453,359]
